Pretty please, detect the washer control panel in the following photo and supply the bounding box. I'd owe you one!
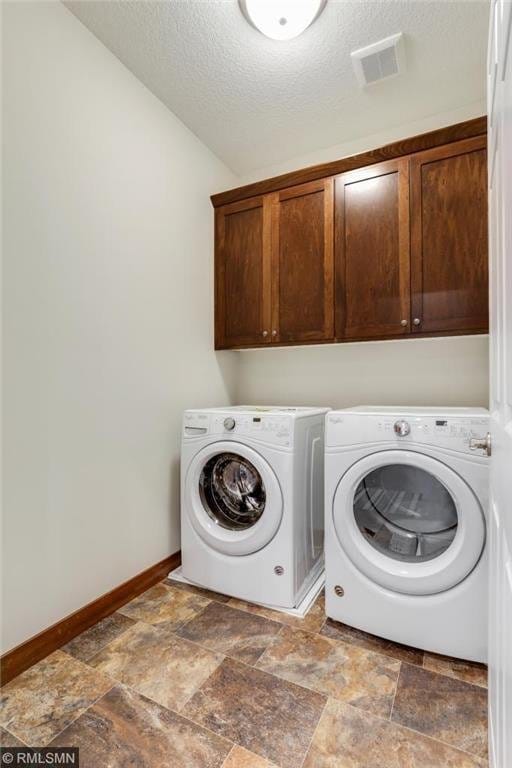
[326,412,489,455]
[184,411,293,447]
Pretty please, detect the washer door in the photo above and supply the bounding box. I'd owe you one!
[186,441,283,556]
[333,450,485,595]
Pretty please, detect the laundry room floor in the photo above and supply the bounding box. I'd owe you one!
[0,579,488,767]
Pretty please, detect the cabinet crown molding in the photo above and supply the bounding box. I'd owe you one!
[211,116,487,209]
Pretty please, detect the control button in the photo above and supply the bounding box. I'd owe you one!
[223,417,236,431]
[394,420,411,437]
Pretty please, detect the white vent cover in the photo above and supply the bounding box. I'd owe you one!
[351,33,406,87]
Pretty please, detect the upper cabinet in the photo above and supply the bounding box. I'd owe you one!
[271,179,334,344]
[215,180,334,348]
[335,159,410,340]
[409,136,488,334]
[212,118,488,350]
[214,196,272,348]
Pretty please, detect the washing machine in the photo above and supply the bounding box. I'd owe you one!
[325,406,490,662]
[181,406,329,608]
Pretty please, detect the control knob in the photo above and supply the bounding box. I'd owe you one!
[394,419,410,437]
[223,417,236,431]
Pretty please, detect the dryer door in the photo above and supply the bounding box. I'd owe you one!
[185,441,283,556]
[333,450,485,595]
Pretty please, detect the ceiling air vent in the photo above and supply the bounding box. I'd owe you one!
[351,33,405,87]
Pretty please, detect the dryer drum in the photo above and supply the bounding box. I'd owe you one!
[199,452,267,530]
[353,464,458,563]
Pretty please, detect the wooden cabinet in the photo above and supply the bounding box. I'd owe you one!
[410,136,488,334]
[335,160,410,340]
[213,120,488,350]
[215,181,334,348]
[214,196,272,348]
[271,179,334,343]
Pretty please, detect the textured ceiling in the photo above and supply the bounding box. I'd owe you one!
[66,0,489,176]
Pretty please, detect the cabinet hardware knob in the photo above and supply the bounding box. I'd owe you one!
[400,319,408,327]
[272,330,277,337]
[262,330,268,337]
[413,318,421,326]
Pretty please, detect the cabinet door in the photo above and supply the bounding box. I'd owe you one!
[410,136,488,334]
[335,159,410,340]
[270,179,334,343]
[215,196,272,349]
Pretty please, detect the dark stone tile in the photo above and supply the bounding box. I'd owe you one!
[303,698,487,768]
[62,612,135,662]
[183,658,325,768]
[88,621,222,711]
[320,617,424,665]
[118,582,209,629]
[176,601,282,664]
[164,578,231,603]
[51,684,231,768]
[423,652,488,688]
[391,663,488,758]
[0,651,112,747]
[257,625,399,717]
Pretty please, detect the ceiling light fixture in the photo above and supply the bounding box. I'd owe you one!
[239,0,327,41]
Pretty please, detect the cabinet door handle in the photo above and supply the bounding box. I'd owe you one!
[262,330,268,337]
[272,330,277,337]
[413,318,421,326]
[400,319,408,327]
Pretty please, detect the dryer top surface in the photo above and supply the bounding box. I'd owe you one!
[336,406,489,418]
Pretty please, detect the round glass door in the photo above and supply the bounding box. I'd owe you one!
[332,450,485,595]
[185,441,283,556]
[354,465,458,563]
[200,453,266,531]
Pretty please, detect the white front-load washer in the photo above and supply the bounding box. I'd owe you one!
[181,406,329,608]
[325,407,490,662]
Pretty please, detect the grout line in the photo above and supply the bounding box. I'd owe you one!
[389,716,488,763]
[297,696,328,768]
[0,726,31,748]
[60,620,139,666]
[220,744,236,768]
[388,661,402,722]
[316,622,489,690]
[252,624,286,668]
[44,682,116,747]
[331,698,488,764]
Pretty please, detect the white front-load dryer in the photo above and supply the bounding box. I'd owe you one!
[181,406,328,608]
[325,407,489,662]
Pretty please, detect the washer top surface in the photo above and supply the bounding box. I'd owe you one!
[187,405,330,418]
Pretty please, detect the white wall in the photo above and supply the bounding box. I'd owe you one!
[234,109,489,412]
[235,336,489,410]
[1,1,237,653]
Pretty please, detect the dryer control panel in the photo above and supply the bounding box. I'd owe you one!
[326,411,490,456]
[183,410,293,447]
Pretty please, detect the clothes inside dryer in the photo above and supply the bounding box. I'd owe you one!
[353,464,458,563]
[199,452,266,530]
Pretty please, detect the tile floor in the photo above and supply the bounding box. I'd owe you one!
[0,578,488,767]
